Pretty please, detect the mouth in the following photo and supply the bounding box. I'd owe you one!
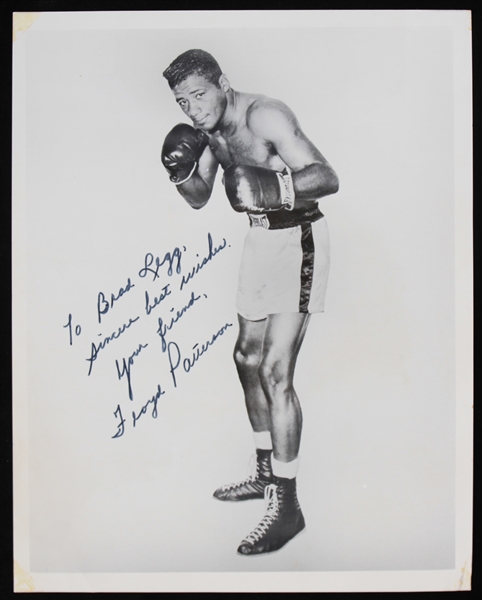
[193,117,208,127]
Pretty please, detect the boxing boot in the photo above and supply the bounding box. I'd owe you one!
[237,476,305,555]
[213,449,273,501]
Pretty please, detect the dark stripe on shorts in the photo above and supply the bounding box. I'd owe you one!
[299,223,315,312]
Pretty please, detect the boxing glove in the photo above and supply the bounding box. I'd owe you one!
[224,164,295,213]
[161,123,209,185]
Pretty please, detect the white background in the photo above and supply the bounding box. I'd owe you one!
[13,10,472,591]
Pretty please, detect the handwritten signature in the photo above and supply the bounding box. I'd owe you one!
[145,284,171,316]
[167,321,233,387]
[111,382,165,438]
[65,231,233,438]
[138,247,184,282]
[86,316,140,376]
[115,342,149,401]
[157,290,205,352]
[180,233,227,290]
[97,277,135,324]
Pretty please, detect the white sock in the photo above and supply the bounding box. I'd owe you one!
[252,430,273,450]
[271,456,300,479]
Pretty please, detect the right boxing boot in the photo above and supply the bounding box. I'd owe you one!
[237,475,306,555]
[213,449,274,501]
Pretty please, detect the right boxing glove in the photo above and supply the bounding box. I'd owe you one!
[224,164,295,213]
[161,123,209,185]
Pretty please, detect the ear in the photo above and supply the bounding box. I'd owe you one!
[218,73,230,92]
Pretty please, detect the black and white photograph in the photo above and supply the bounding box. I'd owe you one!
[12,10,472,593]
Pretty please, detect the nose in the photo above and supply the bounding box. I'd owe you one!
[188,101,202,119]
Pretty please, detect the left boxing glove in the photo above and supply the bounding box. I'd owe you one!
[224,164,295,213]
[161,123,209,185]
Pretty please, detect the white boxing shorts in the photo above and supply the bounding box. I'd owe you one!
[236,211,330,321]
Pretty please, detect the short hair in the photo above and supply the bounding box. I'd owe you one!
[163,49,223,89]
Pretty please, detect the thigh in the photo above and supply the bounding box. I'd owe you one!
[262,313,311,372]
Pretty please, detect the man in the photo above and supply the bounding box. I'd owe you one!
[162,49,339,556]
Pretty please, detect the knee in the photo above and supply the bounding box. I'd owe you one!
[233,342,261,374]
[258,355,291,396]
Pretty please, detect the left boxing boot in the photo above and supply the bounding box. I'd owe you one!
[237,476,305,555]
[213,448,273,501]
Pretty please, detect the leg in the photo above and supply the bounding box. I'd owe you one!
[237,312,311,555]
[233,314,270,433]
[213,314,273,501]
[259,312,311,462]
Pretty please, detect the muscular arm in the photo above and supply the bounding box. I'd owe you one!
[176,144,219,209]
[247,99,339,207]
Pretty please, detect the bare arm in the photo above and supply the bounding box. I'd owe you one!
[176,144,219,209]
[248,99,339,207]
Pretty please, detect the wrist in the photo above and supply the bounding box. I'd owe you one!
[276,168,295,210]
[172,162,198,186]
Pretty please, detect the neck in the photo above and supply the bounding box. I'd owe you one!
[218,89,240,135]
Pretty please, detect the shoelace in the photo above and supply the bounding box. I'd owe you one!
[242,484,279,544]
[220,454,258,491]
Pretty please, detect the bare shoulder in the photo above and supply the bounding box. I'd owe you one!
[246,95,299,139]
[244,93,327,168]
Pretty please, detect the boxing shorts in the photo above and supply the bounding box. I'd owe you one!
[236,204,330,321]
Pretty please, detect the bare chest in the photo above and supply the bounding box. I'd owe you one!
[209,128,278,170]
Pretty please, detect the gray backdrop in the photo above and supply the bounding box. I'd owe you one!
[16,17,460,576]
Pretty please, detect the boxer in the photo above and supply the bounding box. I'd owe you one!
[162,49,339,555]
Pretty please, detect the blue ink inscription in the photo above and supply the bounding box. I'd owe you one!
[157,291,203,352]
[87,316,140,376]
[132,384,165,427]
[180,233,227,291]
[145,284,171,316]
[115,342,149,401]
[138,247,185,282]
[167,322,233,387]
[112,404,126,438]
[63,313,82,345]
[97,278,135,324]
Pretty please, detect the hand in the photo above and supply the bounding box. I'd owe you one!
[224,164,295,213]
[161,124,208,185]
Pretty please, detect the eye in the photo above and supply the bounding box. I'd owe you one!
[195,92,205,99]
[178,100,187,108]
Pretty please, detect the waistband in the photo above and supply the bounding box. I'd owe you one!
[247,204,324,230]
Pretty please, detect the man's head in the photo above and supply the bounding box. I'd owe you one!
[163,49,230,132]
[163,49,223,90]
